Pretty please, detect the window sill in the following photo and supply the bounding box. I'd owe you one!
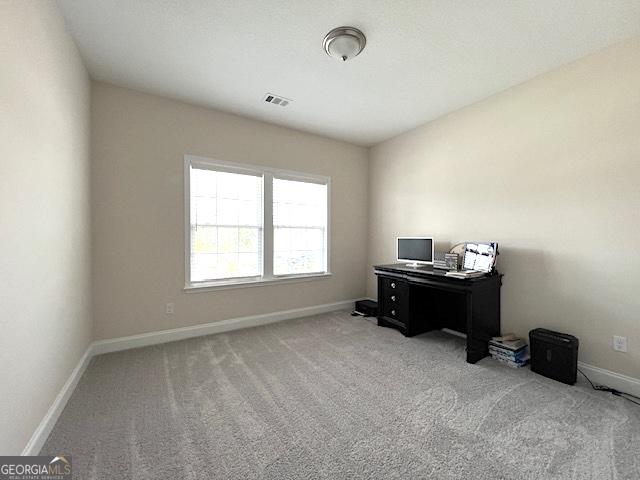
[184,272,332,293]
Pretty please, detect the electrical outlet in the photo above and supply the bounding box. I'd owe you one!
[613,335,627,352]
[166,303,175,315]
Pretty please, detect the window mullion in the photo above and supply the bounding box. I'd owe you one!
[262,172,274,279]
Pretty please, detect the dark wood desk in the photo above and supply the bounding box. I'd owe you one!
[374,264,503,364]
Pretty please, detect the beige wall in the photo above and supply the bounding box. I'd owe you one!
[368,37,640,378]
[0,2,92,454]
[91,82,368,340]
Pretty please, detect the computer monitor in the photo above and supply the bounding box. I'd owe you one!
[397,237,434,267]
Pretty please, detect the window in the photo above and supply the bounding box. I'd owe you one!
[273,178,327,275]
[185,156,330,288]
[189,167,263,282]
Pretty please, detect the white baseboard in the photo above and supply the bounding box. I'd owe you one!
[21,346,93,456]
[92,299,358,355]
[578,361,640,398]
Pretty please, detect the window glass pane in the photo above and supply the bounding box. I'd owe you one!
[190,167,262,282]
[218,253,239,278]
[191,169,217,198]
[218,199,239,226]
[191,253,217,282]
[239,252,260,277]
[192,226,217,253]
[238,200,261,226]
[273,178,328,275]
[193,197,217,225]
[238,227,259,253]
[218,227,239,254]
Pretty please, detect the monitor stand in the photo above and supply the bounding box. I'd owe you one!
[405,262,421,268]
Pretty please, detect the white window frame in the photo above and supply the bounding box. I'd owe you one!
[184,154,331,291]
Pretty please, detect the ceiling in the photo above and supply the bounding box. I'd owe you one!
[57,0,640,146]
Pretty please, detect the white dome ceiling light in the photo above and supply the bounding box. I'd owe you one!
[323,26,366,62]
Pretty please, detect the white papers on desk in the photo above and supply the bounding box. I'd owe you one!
[474,255,492,272]
[445,269,485,279]
[462,242,498,273]
[463,244,478,270]
[477,243,492,255]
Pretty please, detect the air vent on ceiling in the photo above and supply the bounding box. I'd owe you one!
[264,93,292,107]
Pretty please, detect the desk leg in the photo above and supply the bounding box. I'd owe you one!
[465,291,484,363]
[466,338,489,364]
[465,285,501,364]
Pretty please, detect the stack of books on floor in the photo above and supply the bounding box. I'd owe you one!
[489,334,530,368]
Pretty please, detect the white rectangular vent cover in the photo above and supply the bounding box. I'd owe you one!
[264,93,292,107]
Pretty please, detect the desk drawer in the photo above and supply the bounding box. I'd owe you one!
[381,304,404,323]
[378,277,408,324]
[380,277,408,296]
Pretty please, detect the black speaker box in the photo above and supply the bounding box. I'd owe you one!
[529,328,579,385]
[354,300,378,317]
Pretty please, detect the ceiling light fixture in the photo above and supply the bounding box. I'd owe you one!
[323,26,366,62]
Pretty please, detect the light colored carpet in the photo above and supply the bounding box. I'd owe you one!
[42,310,639,479]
